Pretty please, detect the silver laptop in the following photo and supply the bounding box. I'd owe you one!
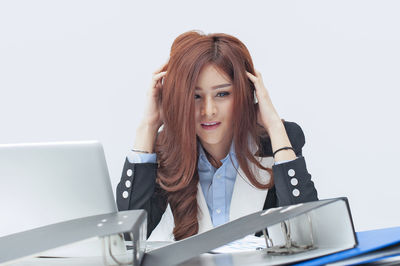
[0,140,127,257]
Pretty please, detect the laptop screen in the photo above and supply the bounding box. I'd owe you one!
[0,140,117,237]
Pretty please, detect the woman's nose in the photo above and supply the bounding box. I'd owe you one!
[201,98,217,117]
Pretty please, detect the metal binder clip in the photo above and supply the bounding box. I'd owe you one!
[263,214,316,255]
[101,233,134,266]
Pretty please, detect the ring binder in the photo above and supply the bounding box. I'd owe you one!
[101,218,147,266]
[142,198,357,266]
[101,233,133,266]
[0,210,147,266]
[263,214,316,255]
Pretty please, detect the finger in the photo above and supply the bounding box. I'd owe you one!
[155,79,162,89]
[150,75,166,97]
[153,73,168,97]
[153,71,167,80]
[151,71,167,86]
[248,70,264,86]
[246,71,255,78]
[246,71,257,82]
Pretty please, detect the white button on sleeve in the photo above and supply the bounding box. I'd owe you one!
[127,169,133,177]
[292,189,300,197]
[122,191,129,199]
[288,169,295,177]
[290,178,298,186]
[216,209,221,214]
[125,180,132,188]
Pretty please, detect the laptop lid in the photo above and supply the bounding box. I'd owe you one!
[0,140,117,237]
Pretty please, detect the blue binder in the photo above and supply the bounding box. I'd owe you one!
[295,226,400,265]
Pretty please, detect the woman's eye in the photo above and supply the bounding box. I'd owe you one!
[194,94,200,99]
[217,92,230,97]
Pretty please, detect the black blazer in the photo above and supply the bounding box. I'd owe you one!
[116,121,318,238]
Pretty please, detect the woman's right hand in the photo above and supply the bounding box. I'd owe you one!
[141,63,168,131]
[134,63,168,153]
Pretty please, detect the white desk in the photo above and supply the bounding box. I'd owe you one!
[7,240,400,266]
[7,250,400,266]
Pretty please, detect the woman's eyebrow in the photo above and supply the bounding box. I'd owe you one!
[195,83,232,90]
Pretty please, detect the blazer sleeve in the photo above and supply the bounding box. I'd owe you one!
[271,121,318,206]
[116,158,167,238]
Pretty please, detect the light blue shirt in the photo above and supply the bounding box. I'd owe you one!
[127,142,294,228]
[197,141,238,227]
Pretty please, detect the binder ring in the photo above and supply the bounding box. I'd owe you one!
[101,233,134,266]
[263,214,316,255]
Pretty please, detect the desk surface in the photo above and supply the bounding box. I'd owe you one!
[7,244,400,266]
[7,252,400,266]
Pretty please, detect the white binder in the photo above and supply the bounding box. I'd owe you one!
[0,210,147,266]
[142,197,357,266]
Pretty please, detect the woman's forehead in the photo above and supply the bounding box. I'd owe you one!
[195,64,232,90]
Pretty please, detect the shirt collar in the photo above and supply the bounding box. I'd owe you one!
[198,140,236,164]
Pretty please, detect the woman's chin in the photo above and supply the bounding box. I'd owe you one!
[197,135,226,146]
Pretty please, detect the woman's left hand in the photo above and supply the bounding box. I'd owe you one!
[246,70,282,132]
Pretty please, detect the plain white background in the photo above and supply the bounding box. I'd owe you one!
[1,0,399,232]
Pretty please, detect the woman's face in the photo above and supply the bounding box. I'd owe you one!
[194,64,234,151]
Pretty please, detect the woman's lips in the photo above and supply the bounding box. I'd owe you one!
[201,122,221,130]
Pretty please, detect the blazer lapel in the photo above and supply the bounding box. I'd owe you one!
[229,155,274,221]
[148,154,274,240]
[196,182,214,234]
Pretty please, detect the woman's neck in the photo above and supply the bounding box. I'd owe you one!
[200,136,233,168]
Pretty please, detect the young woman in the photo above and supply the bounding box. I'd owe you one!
[116,30,318,241]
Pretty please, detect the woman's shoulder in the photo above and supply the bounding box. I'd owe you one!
[257,120,306,157]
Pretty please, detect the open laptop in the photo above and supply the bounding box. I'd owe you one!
[0,140,128,257]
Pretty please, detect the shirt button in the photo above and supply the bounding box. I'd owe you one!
[216,174,221,179]
[288,169,295,177]
[292,189,300,197]
[127,169,133,177]
[122,191,129,199]
[290,178,298,186]
[125,180,132,188]
[216,209,221,214]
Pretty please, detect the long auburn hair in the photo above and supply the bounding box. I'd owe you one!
[155,30,273,240]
